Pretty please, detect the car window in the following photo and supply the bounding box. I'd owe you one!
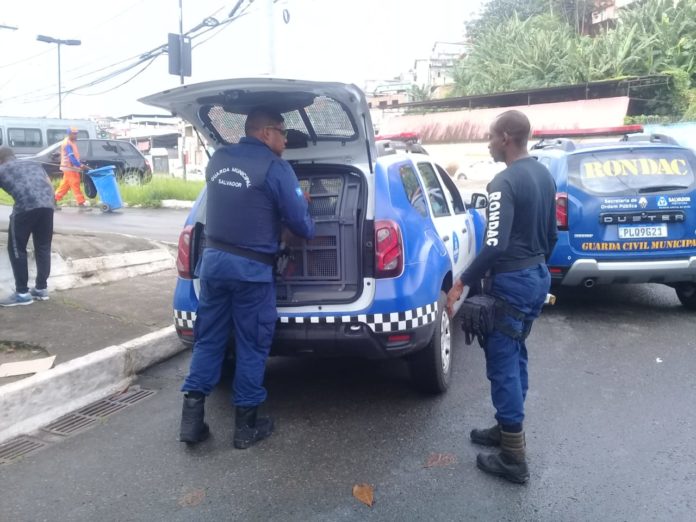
[47,129,89,145]
[568,149,696,195]
[436,164,467,214]
[89,140,135,158]
[398,164,428,217]
[205,95,357,145]
[8,128,42,148]
[417,162,451,217]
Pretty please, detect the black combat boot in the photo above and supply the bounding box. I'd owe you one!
[470,423,501,447]
[179,393,210,444]
[476,429,529,484]
[233,406,274,449]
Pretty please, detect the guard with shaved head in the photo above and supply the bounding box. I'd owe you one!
[447,110,557,484]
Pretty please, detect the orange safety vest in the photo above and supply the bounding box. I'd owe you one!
[60,137,81,172]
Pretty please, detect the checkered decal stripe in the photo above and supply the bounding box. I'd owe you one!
[174,310,196,330]
[174,302,438,333]
[278,302,438,333]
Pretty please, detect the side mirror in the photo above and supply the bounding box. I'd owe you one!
[470,193,488,209]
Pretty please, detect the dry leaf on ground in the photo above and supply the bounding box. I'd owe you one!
[178,488,206,507]
[352,483,374,507]
[424,453,458,468]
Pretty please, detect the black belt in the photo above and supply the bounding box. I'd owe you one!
[492,255,545,275]
[206,239,275,266]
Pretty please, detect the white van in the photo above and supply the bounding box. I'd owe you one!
[0,116,97,157]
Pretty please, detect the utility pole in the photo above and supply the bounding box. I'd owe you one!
[36,35,82,118]
[179,0,186,180]
[266,0,276,75]
[179,0,185,85]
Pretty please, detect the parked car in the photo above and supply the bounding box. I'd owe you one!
[531,125,696,309]
[140,78,485,393]
[454,158,505,183]
[24,139,152,185]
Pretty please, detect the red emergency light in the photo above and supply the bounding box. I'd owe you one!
[374,132,420,142]
[532,125,643,139]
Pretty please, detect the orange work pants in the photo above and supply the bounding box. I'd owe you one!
[55,170,85,205]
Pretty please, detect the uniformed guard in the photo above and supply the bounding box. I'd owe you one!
[179,107,315,449]
[446,110,557,484]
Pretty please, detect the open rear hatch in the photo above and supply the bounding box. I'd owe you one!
[141,79,376,307]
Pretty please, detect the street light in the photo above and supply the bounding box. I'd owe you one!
[36,34,81,118]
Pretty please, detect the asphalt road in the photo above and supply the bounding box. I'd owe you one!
[0,205,190,244]
[1,282,695,521]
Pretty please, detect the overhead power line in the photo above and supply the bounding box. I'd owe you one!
[2,0,278,105]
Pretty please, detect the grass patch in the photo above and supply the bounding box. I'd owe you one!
[118,176,205,207]
[1,175,205,208]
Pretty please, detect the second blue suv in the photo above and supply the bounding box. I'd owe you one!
[532,125,696,309]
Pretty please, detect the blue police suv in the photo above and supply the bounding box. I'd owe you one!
[531,125,696,309]
[140,79,485,393]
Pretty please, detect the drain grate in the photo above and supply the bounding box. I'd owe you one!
[109,388,156,405]
[42,414,98,436]
[0,437,46,465]
[42,387,157,437]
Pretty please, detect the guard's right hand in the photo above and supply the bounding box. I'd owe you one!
[446,280,465,318]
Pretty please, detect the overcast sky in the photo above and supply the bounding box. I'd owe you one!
[0,0,484,120]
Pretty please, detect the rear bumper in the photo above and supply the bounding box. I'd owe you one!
[559,256,696,285]
[175,320,435,359]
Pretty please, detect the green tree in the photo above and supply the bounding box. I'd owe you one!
[454,0,696,118]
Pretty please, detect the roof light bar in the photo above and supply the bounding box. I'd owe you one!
[532,125,643,139]
[374,132,420,142]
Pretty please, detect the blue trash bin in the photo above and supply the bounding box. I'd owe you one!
[86,166,123,212]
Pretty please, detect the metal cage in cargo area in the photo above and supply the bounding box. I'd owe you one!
[276,170,364,305]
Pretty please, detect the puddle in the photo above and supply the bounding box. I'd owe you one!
[0,341,50,365]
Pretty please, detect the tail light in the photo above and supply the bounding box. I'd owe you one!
[375,220,403,278]
[556,192,568,230]
[145,159,152,172]
[177,225,194,279]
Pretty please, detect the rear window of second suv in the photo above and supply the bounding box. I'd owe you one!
[568,149,696,195]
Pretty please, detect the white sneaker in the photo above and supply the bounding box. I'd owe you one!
[30,287,50,301]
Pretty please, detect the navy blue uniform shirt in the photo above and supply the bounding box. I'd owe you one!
[200,137,315,283]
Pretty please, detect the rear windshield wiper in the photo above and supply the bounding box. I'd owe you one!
[638,185,690,193]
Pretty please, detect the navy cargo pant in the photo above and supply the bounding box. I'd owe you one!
[485,263,550,430]
[182,277,277,407]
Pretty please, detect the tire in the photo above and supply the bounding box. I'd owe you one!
[675,282,696,310]
[121,168,142,186]
[408,291,452,394]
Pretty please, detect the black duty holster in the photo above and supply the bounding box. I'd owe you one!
[460,277,531,347]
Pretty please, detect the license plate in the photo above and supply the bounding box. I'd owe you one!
[618,224,668,239]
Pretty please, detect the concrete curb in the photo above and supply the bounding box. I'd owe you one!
[0,326,184,444]
[0,246,174,294]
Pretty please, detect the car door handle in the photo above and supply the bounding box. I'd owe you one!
[461,228,468,234]
[442,235,450,242]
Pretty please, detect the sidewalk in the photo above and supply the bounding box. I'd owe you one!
[0,227,184,444]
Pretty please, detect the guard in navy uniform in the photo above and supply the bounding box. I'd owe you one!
[180,107,315,449]
[446,110,557,483]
